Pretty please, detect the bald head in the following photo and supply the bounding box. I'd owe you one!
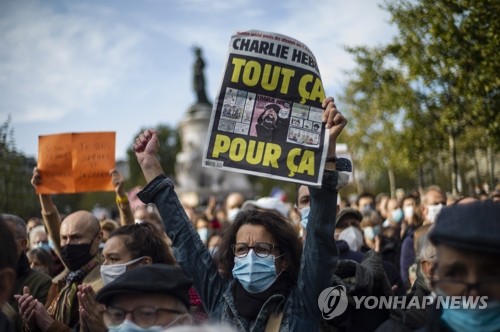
[226,192,245,210]
[60,211,101,255]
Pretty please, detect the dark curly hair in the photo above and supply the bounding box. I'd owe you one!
[109,223,176,265]
[217,209,302,281]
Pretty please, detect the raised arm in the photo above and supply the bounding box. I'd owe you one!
[299,97,348,319]
[110,169,134,226]
[133,131,227,314]
[31,167,63,256]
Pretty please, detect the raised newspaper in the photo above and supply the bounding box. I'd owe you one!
[202,30,329,186]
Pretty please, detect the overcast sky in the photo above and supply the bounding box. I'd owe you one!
[0,0,397,160]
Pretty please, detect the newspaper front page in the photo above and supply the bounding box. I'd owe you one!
[202,30,329,186]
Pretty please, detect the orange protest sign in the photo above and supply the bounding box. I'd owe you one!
[37,132,116,194]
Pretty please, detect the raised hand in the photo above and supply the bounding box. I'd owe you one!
[133,129,164,183]
[322,97,347,142]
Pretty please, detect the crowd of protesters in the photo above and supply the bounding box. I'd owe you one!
[1,97,499,332]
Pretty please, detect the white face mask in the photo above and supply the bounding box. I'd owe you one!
[403,206,414,219]
[338,226,364,251]
[227,208,240,222]
[100,256,146,285]
[426,203,443,223]
[197,227,209,243]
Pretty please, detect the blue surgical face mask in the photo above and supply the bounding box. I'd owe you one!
[36,241,52,252]
[107,319,163,332]
[232,249,279,293]
[391,208,404,223]
[107,314,183,332]
[362,204,374,213]
[363,226,375,240]
[363,225,380,241]
[299,206,310,230]
[441,300,500,332]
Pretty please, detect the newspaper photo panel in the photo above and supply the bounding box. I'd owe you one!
[203,30,329,186]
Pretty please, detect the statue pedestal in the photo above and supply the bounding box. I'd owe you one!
[175,103,253,206]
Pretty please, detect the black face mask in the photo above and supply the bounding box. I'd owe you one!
[60,238,96,271]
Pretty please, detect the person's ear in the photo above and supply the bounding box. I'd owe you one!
[142,256,153,265]
[421,204,427,219]
[20,238,28,252]
[279,256,288,272]
[0,268,16,306]
[97,230,103,244]
[91,230,103,255]
[420,260,433,279]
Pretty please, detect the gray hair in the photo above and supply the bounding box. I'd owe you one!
[29,225,47,244]
[416,233,436,262]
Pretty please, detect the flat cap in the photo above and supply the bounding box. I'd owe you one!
[429,200,500,254]
[336,207,362,225]
[96,264,193,309]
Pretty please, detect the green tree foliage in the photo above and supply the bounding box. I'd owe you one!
[385,0,500,194]
[0,116,39,219]
[343,0,499,195]
[342,46,423,195]
[126,124,181,187]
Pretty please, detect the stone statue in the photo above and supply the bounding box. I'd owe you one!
[193,47,210,105]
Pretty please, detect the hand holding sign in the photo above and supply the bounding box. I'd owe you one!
[322,97,347,143]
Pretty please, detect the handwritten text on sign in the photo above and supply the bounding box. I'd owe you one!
[37,132,115,194]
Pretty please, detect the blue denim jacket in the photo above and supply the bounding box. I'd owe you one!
[138,171,341,332]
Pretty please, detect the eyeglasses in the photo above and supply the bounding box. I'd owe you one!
[103,305,184,328]
[431,278,500,297]
[232,242,279,258]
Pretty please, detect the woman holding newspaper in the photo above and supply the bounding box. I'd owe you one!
[133,97,346,331]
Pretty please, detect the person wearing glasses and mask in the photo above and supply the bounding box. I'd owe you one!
[422,199,500,331]
[96,264,193,331]
[79,222,208,331]
[133,97,347,331]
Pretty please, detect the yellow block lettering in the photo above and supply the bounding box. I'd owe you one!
[309,78,326,103]
[298,75,325,104]
[211,135,280,168]
[242,61,261,86]
[261,64,281,92]
[211,134,231,158]
[231,58,247,83]
[298,74,313,104]
[287,148,302,177]
[287,149,315,177]
[297,150,315,175]
[229,138,247,161]
[280,68,295,94]
[246,140,265,165]
[262,143,281,168]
